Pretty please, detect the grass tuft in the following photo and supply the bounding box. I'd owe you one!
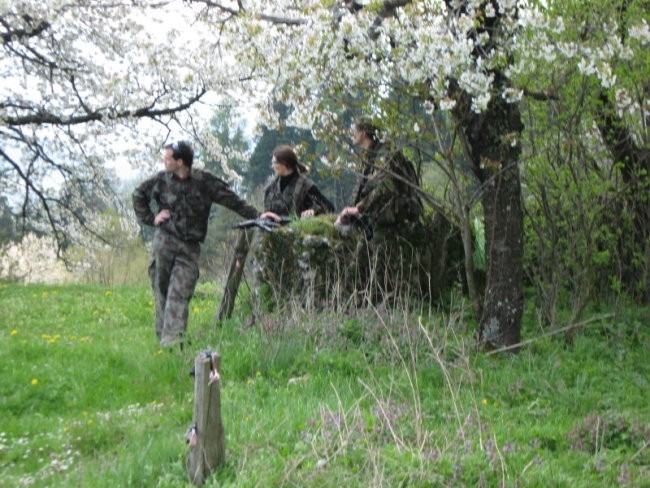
[1,283,648,487]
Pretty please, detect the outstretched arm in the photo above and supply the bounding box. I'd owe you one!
[301,185,336,218]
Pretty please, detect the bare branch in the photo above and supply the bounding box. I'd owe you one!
[0,16,51,43]
[523,88,559,101]
[0,147,66,253]
[2,89,208,126]
[188,0,307,25]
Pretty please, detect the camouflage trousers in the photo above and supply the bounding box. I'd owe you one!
[148,229,200,347]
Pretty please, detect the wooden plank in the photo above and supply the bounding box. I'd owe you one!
[187,352,225,485]
[215,228,253,322]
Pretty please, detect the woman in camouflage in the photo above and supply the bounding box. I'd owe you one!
[263,145,335,219]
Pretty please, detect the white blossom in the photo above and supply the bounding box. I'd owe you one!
[629,19,650,44]
[0,234,72,284]
[439,98,457,111]
[615,89,633,110]
[502,88,524,103]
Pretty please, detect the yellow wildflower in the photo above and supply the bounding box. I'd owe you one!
[31,378,39,386]
[10,329,18,336]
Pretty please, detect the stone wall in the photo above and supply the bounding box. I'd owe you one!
[253,213,464,310]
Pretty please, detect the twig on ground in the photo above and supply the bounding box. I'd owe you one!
[485,313,615,356]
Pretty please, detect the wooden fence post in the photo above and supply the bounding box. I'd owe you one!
[215,228,253,323]
[186,350,225,485]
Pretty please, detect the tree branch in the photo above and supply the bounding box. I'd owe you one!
[188,0,307,25]
[523,88,559,101]
[0,148,66,253]
[2,88,208,126]
[0,16,51,43]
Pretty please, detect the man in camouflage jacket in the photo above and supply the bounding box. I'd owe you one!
[336,117,422,236]
[133,141,271,348]
[335,117,423,303]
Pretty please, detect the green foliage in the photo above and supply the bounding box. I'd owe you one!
[1,283,648,487]
[204,105,251,186]
[516,0,650,314]
[289,214,339,238]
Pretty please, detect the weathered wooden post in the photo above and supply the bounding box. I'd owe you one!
[215,228,253,323]
[186,350,225,485]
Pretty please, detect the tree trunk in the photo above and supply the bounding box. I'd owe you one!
[456,78,525,350]
[479,162,524,349]
[595,90,650,303]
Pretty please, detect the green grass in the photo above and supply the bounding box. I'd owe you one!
[0,283,648,487]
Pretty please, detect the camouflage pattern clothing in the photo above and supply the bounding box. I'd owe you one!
[353,141,422,231]
[349,142,423,304]
[133,168,259,347]
[264,172,335,217]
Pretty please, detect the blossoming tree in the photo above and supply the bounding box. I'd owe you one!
[187,0,529,348]
[1,1,211,255]
[2,0,647,348]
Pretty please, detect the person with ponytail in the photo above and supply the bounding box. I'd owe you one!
[263,145,335,219]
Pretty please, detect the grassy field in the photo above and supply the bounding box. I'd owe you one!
[0,283,648,487]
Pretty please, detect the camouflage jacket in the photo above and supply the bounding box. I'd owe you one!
[353,142,422,228]
[264,172,335,217]
[132,168,259,243]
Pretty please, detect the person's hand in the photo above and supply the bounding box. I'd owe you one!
[300,209,315,219]
[154,209,171,226]
[260,211,281,222]
[335,206,359,225]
